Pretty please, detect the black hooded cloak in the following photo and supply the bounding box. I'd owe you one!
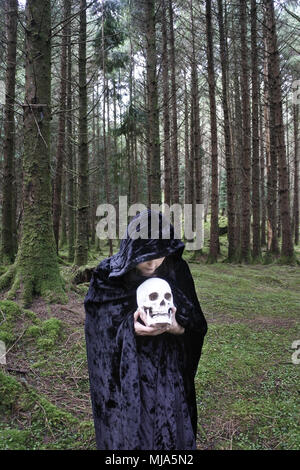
[84,209,207,450]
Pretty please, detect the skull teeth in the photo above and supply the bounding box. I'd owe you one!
[144,307,172,318]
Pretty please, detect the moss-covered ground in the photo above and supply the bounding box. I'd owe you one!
[0,226,299,450]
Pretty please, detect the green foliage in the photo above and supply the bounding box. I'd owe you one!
[0,300,38,344]
[116,104,147,137]
[93,0,127,71]
[0,427,31,450]
[0,369,94,450]
[26,318,63,351]
[0,370,23,413]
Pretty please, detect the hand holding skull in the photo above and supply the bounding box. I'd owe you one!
[134,278,185,336]
[134,306,184,336]
[134,309,170,336]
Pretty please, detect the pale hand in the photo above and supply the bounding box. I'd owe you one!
[134,307,184,336]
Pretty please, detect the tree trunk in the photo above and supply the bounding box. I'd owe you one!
[161,0,171,207]
[0,0,66,306]
[251,0,261,260]
[232,55,242,258]
[217,0,236,261]
[264,0,293,260]
[145,0,161,205]
[2,0,18,264]
[206,0,219,262]
[263,35,278,255]
[75,0,89,265]
[66,0,75,262]
[184,71,190,207]
[239,0,252,263]
[259,94,267,247]
[101,5,113,256]
[168,0,179,204]
[53,0,68,254]
[293,103,299,245]
[189,0,202,247]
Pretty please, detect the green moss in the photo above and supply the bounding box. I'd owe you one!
[0,300,23,344]
[0,427,31,450]
[0,370,87,450]
[0,300,38,345]
[26,325,41,338]
[0,299,22,317]
[0,264,15,291]
[0,370,22,413]
[36,318,63,350]
[6,273,20,300]
[41,318,62,336]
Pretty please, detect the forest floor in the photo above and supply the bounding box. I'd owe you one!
[0,240,299,450]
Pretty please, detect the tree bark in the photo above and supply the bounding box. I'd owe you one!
[161,0,171,207]
[292,103,299,245]
[259,94,267,247]
[217,0,236,261]
[251,0,261,260]
[145,0,161,205]
[239,0,252,262]
[0,0,66,306]
[168,0,179,205]
[75,0,89,265]
[264,0,294,260]
[53,0,68,253]
[206,0,219,262]
[66,0,75,262]
[184,71,190,207]
[2,0,18,264]
[263,35,278,255]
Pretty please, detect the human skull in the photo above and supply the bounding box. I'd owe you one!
[136,277,174,326]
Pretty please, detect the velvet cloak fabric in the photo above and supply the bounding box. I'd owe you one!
[84,210,208,450]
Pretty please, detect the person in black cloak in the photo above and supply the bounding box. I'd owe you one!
[84,209,208,450]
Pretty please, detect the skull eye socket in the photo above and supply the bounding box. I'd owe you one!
[149,292,158,301]
[164,293,171,300]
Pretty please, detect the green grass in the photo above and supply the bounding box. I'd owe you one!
[190,262,300,450]
[189,263,300,320]
[196,323,299,449]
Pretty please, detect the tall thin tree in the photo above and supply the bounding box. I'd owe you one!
[53,0,68,253]
[205,0,219,262]
[75,0,89,265]
[239,0,252,262]
[0,0,66,306]
[217,0,236,261]
[251,0,261,260]
[2,0,18,264]
[168,0,179,205]
[145,0,161,205]
[264,0,294,261]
